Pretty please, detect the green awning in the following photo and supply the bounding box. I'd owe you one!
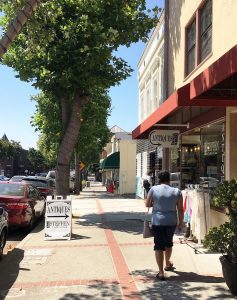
[101,152,120,170]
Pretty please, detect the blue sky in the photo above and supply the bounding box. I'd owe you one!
[0,0,163,149]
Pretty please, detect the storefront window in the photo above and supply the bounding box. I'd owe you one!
[181,144,200,188]
[200,122,225,183]
[169,121,225,193]
[170,148,180,173]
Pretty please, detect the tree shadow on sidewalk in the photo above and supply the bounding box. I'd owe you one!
[74,211,146,235]
[167,270,225,283]
[130,269,233,300]
[0,248,26,299]
[58,281,122,300]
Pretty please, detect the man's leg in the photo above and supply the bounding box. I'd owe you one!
[165,247,172,267]
[155,250,164,275]
[164,226,176,268]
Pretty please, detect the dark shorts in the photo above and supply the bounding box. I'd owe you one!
[152,225,176,251]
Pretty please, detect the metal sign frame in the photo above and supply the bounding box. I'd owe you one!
[44,195,72,240]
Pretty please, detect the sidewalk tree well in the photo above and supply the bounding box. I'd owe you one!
[203,179,237,295]
[0,0,160,195]
[0,0,40,58]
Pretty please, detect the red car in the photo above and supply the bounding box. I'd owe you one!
[22,176,55,198]
[0,182,45,230]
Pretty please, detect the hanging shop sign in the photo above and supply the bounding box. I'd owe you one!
[149,130,180,148]
[44,196,72,240]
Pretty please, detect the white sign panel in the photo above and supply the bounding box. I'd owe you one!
[149,130,180,148]
[45,196,72,240]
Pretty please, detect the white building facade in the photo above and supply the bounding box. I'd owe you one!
[136,13,165,198]
[101,126,136,195]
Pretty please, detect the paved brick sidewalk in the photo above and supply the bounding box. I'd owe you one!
[0,183,235,300]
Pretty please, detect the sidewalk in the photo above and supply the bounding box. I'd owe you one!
[0,182,235,300]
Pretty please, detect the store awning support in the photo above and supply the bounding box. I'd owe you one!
[153,123,190,129]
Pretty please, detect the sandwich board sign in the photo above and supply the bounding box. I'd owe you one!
[44,195,72,240]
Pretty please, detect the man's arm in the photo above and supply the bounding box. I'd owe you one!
[145,191,153,208]
[177,195,184,228]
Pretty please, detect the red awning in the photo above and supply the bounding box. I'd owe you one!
[132,44,237,139]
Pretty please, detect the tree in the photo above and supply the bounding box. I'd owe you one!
[36,134,57,168]
[0,139,21,159]
[32,89,111,166]
[27,147,47,173]
[0,1,160,195]
[32,89,111,194]
[75,90,112,166]
[0,0,40,58]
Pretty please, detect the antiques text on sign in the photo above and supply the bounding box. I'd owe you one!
[149,130,180,148]
[44,196,72,240]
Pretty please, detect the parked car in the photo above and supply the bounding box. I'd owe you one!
[9,175,26,182]
[0,175,10,181]
[0,205,8,259]
[35,172,47,177]
[22,176,55,198]
[0,182,45,230]
[47,170,75,193]
[46,170,56,180]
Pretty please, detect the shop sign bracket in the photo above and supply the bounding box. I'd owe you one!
[154,123,190,129]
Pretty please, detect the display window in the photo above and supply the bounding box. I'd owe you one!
[200,122,225,183]
[169,120,225,190]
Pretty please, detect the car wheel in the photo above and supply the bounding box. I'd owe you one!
[0,229,7,260]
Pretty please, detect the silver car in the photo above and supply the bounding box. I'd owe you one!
[0,206,8,259]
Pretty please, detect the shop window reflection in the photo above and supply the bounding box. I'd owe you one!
[181,144,200,188]
[200,124,224,183]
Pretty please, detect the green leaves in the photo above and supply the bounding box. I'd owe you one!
[203,179,237,263]
[203,222,237,263]
[32,89,111,167]
[1,0,159,94]
[27,147,48,172]
[212,179,237,209]
[0,139,22,159]
[1,0,160,194]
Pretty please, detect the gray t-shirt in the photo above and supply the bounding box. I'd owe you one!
[148,184,181,226]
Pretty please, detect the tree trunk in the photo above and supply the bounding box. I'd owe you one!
[74,151,81,195]
[61,93,69,129]
[55,90,89,196]
[0,0,40,58]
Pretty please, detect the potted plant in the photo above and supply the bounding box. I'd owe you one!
[203,178,237,296]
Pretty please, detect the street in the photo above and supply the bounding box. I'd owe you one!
[3,220,43,256]
[3,229,27,256]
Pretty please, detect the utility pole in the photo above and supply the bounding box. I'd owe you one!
[0,0,40,59]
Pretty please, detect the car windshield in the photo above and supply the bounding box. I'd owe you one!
[10,176,25,182]
[0,183,25,196]
[23,179,47,188]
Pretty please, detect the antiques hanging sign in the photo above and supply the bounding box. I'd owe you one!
[149,130,180,148]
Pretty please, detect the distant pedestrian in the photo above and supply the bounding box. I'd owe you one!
[145,170,183,280]
[143,170,153,194]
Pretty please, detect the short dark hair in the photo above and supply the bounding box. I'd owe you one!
[158,171,170,183]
